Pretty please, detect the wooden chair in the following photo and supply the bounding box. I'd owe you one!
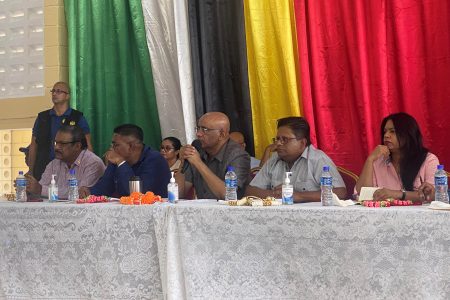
[250,167,261,179]
[337,166,359,199]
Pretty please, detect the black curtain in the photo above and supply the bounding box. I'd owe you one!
[188,0,255,155]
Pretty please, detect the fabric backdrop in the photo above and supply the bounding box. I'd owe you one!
[188,0,255,155]
[295,0,450,174]
[65,0,162,154]
[140,0,197,145]
[244,0,302,158]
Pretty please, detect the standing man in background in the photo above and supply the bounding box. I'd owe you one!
[27,81,92,180]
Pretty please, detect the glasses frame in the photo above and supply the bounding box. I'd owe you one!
[160,146,175,152]
[273,136,300,145]
[195,126,221,134]
[50,89,69,95]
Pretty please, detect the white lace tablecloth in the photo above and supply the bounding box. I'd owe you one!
[0,201,165,300]
[163,202,450,300]
[1,200,450,299]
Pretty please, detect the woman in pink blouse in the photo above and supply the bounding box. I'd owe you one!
[356,112,439,201]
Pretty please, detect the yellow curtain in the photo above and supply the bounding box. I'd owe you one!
[244,0,302,158]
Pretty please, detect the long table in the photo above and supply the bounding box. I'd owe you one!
[1,200,449,299]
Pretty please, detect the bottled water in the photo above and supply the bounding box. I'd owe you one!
[15,171,27,202]
[282,172,293,205]
[167,172,178,203]
[68,169,79,202]
[434,165,449,204]
[225,166,238,201]
[320,166,333,206]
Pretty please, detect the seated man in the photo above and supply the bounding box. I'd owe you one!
[229,131,261,169]
[26,125,105,200]
[175,112,250,199]
[79,124,171,198]
[246,117,346,202]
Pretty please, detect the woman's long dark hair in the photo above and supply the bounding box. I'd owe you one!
[380,113,428,190]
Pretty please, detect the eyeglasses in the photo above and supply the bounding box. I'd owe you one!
[195,126,220,134]
[54,140,78,147]
[160,146,175,152]
[50,89,69,95]
[273,136,299,145]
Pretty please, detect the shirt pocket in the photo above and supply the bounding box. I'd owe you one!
[294,179,319,192]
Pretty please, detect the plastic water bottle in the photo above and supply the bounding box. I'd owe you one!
[68,169,79,202]
[434,165,449,204]
[15,171,27,202]
[282,172,293,205]
[225,166,238,201]
[167,172,178,203]
[321,166,333,206]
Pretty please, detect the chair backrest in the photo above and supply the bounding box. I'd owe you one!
[250,167,261,180]
[337,166,359,199]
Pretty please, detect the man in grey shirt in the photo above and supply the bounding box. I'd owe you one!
[246,117,346,202]
[175,112,250,199]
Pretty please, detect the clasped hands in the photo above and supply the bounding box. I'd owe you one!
[372,183,434,201]
[179,144,202,167]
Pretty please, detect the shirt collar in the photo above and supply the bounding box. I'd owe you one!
[50,107,72,116]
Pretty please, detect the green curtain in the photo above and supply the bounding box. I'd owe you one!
[64,0,161,155]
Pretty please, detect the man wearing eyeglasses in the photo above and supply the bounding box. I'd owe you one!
[25,125,105,200]
[175,112,250,200]
[246,117,347,202]
[27,81,93,181]
[79,124,171,198]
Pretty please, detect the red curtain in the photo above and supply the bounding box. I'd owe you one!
[294,0,450,174]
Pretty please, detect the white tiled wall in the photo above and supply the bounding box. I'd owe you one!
[0,129,30,193]
[0,0,45,99]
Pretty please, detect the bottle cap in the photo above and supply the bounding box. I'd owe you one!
[170,171,175,183]
[227,166,235,172]
[19,171,23,175]
[323,166,330,172]
[69,169,75,175]
[437,165,444,170]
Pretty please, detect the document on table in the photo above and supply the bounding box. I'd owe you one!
[359,187,381,201]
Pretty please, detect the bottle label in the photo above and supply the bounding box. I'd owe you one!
[225,178,237,188]
[321,176,332,186]
[16,178,27,187]
[282,186,294,205]
[435,176,448,186]
[49,188,59,201]
[168,186,178,203]
[68,179,78,187]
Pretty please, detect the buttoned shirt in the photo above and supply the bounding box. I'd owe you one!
[39,149,105,199]
[250,145,345,192]
[372,152,439,190]
[184,139,250,199]
[90,146,171,197]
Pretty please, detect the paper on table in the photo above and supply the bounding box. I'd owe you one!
[428,201,450,210]
[359,187,381,201]
[332,193,355,207]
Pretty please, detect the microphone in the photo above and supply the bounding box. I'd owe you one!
[181,139,202,173]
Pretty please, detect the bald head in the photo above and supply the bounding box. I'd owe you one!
[200,112,230,134]
[230,132,246,150]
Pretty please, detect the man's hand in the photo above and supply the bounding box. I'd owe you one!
[79,186,91,198]
[179,145,202,166]
[25,174,42,195]
[105,149,126,165]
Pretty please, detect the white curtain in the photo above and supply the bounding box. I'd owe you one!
[141,0,197,144]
